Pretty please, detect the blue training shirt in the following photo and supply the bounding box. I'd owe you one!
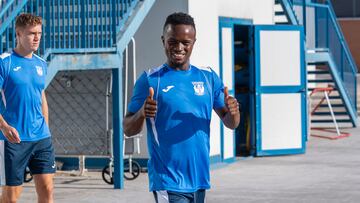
[128,64,225,192]
[0,51,51,141]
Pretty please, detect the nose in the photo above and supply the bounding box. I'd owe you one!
[174,42,184,51]
[34,33,41,41]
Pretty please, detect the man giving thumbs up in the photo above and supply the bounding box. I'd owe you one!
[123,12,240,203]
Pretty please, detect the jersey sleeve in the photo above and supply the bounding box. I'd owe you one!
[212,69,225,109]
[127,71,149,114]
[0,58,5,89]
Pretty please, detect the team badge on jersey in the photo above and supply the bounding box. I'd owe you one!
[36,66,43,76]
[192,82,204,96]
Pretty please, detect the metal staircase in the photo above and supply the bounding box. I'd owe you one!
[0,0,155,86]
[0,0,155,189]
[277,0,358,127]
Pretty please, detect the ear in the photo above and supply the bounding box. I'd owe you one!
[161,36,165,46]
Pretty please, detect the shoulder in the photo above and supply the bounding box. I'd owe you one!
[192,65,219,78]
[0,53,12,70]
[145,64,166,77]
[0,53,11,60]
[33,54,47,66]
[193,65,213,73]
[0,52,11,63]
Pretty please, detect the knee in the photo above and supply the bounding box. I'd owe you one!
[2,189,22,203]
[2,196,20,203]
[37,184,53,197]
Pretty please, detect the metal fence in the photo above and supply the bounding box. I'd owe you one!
[47,69,112,156]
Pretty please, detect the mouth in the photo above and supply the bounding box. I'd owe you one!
[171,52,185,60]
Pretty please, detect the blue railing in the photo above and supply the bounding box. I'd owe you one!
[0,0,139,56]
[287,0,357,117]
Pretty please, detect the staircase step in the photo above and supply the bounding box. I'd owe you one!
[274,15,288,23]
[274,4,284,12]
[310,122,353,128]
[308,79,334,83]
[307,62,328,66]
[319,104,344,108]
[307,70,330,74]
[275,11,286,15]
[312,112,348,116]
[311,119,352,123]
[308,87,337,92]
[275,22,290,25]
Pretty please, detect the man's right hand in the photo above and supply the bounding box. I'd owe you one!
[1,123,21,143]
[142,87,157,118]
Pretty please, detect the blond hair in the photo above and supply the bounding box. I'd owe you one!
[15,13,42,30]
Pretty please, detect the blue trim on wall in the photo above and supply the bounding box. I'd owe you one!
[254,25,307,156]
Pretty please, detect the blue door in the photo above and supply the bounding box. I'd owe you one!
[253,25,307,156]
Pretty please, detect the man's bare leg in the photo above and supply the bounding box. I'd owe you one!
[34,174,54,203]
[1,185,23,203]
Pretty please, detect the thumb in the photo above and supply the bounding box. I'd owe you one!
[149,87,154,100]
[224,86,229,101]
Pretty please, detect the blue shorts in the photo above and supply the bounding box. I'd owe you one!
[153,189,206,203]
[0,137,56,186]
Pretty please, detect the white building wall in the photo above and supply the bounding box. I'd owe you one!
[217,0,274,25]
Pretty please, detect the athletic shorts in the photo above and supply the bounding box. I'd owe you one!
[0,137,56,186]
[153,189,206,203]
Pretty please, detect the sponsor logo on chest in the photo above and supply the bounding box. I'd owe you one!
[192,81,205,96]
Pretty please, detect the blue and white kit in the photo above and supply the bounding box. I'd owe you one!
[0,51,54,186]
[128,64,225,192]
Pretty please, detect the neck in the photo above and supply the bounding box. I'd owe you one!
[14,46,33,58]
[167,62,190,71]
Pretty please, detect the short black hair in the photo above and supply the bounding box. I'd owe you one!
[163,12,196,33]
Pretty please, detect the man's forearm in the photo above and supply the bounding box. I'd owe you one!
[0,115,8,130]
[222,111,240,129]
[42,91,49,125]
[123,111,146,136]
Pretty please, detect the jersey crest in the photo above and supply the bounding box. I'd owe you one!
[36,66,43,76]
[192,81,205,96]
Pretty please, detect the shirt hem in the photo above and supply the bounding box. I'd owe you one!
[150,185,211,193]
[18,135,51,142]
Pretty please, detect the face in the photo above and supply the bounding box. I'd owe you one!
[162,24,196,70]
[16,24,42,53]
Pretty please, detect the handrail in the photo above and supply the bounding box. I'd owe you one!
[325,0,357,74]
[1,0,140,56]
[279,0,299,25]
[289,0,357,118]
[0,0,15,19]
[0,0,29,36]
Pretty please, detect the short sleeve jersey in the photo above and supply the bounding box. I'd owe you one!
[0,51,51,141]
[128,64,225,192]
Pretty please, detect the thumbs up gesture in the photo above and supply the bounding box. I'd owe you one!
[142,87,157,118]
[224,87,239,116]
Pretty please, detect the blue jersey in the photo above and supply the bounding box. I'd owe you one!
[0,51,50,141]
[128,64,225,192]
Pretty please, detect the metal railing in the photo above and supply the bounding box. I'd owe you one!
[289,0,357,115]
[0,0,139,56]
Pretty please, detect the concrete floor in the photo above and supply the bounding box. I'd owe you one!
[18,126,360,203]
